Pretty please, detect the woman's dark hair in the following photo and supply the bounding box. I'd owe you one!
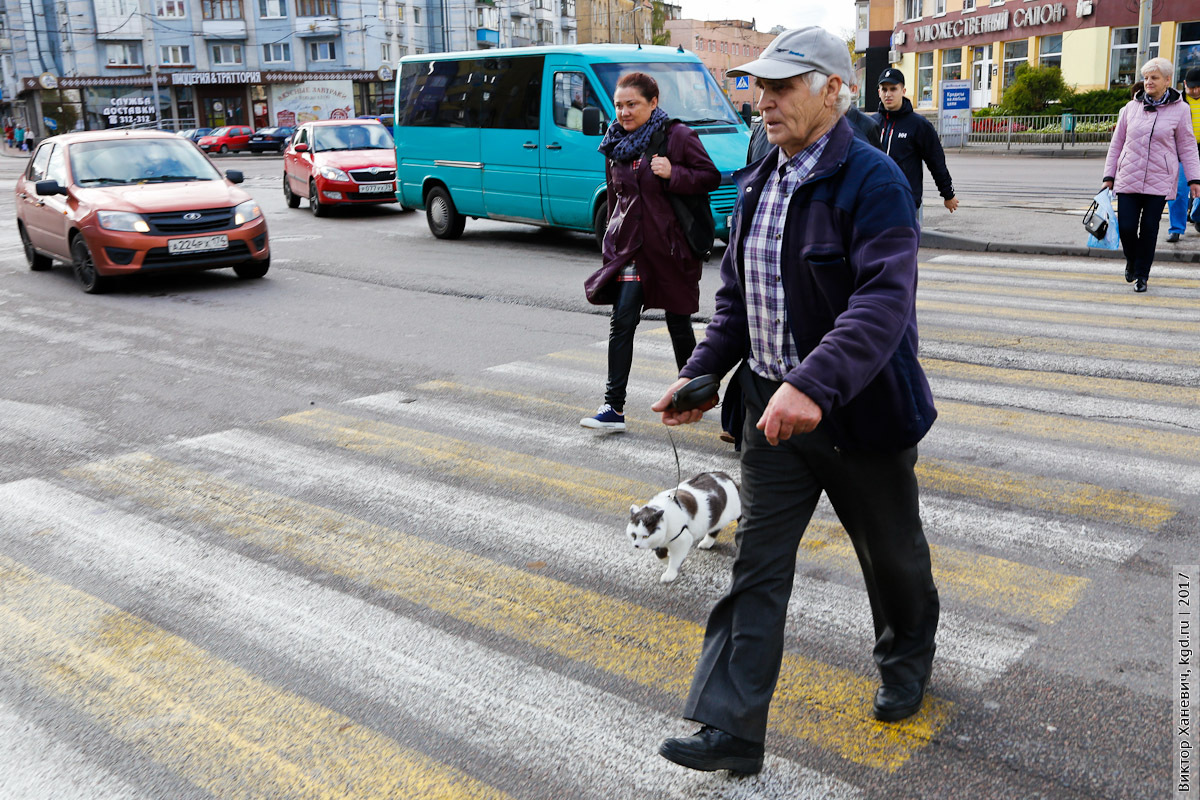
[1131,80,1143,99]
[616,72,660,103]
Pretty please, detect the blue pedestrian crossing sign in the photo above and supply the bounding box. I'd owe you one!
[734,75,750,90]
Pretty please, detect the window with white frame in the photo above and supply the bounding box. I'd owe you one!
[1176,21,1200,84]
[1002,38,1028,87]
[905,0,922,21]
[202,0,243,19]
[309,40,336,61]
[211,44,243,64]
[262,42,290,62]
[157,0,186,17]
[259,0,285,17]
[297,0,336,14]
[381,42,392,62]
[962,0,976,10]
[106,42,142,65]
[160,44,191,64]
[934,0,945,14]
[1110,26,1159,86]
[941,47,962,81]
[917,50,934,105]
[413,6,420,24]
[1038,33,1062,69]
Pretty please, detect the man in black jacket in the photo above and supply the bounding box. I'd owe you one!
[875,68,958,217]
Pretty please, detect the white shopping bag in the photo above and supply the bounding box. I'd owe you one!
[1085,188,1120,250]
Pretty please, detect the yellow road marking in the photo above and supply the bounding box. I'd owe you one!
[919,260,1200,291]
[0,555,513,800]
[921,358,1200,407]
[69,453,952,772]
[918,299,1200,335]
[418,382,1177,531]
[920,277,1200,310]
[920,326,1200,369]
[936,398,1200,463]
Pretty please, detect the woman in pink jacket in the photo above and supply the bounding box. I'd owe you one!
[1103,57,1200,292]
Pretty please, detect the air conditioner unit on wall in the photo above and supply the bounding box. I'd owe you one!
[888,49,901,63]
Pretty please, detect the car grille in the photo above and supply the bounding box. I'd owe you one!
[144,207,235,236]
[142,240,250,268]
[710,185,738,216]
[349,169,396,182]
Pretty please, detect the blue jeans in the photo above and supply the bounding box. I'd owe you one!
[1168,164,1199,234]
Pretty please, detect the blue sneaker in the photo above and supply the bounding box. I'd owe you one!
[580,403,625,431]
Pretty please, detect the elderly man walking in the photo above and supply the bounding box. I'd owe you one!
[652,26,940,775]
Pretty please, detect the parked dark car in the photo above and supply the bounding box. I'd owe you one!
[177,127,213,142]
[248,126,295,153]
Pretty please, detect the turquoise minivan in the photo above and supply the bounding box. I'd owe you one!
[393,44,750,244]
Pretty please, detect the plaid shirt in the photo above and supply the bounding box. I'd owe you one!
[743,131,832,380]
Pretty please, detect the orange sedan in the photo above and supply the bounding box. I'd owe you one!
[16,130,270,293]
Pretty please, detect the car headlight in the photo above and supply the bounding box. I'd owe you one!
[97,210,150,233]
[318,165,350,182]
[233,199,262,226]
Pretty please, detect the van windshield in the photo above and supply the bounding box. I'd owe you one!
[591,62,740,125]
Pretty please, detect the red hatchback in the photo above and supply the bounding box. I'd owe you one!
[283,120,397,216]
[16,130,270,293]
[198,125,254,154]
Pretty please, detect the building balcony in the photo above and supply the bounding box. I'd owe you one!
[477,27,500,46]
[384,19,402,37]
[509,0,531,17]
[561,15,577,29]
[201,19,246,39]
[96,14,144,40]
[511,35,532,46]
[534,7,555,24]
[294,16,339,37]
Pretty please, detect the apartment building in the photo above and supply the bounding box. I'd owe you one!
[0,0,578,139]
[663,19,773,107]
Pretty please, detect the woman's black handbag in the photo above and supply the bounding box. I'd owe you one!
[649,121,716,260]
[1082,199,1108,239]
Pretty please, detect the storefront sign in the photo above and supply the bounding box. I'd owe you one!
[101,96,158,126]
[912,3,1068,44]
[939,79,972,147]
[269,81,354,126]
[172,71,263,86]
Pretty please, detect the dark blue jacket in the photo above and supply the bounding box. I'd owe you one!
[681,115,936,452]
[874,97,955,208]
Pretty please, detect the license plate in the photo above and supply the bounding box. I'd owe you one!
[251,136,263,141]
[358,183,394,194]
[167,234,228,254]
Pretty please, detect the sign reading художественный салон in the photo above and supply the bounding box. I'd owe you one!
[894,1,1071,50]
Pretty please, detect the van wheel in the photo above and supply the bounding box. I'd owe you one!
[426,186,465,239]
[592,201,608,252]
[284,174,300,208]
[19,224,52,270]
[71,236,110,294]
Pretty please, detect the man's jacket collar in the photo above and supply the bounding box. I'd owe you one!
[879,97,914,120]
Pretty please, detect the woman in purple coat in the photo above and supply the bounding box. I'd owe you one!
[1103,57,1200,292]
[581,72,720,431]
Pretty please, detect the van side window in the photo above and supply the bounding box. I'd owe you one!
[27,143,54,182]
[553,71,607,131]
[397,59,483,127]
[480,56,543,130]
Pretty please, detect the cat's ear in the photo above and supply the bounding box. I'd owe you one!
[649,508,664,523]
[630,504,639,516]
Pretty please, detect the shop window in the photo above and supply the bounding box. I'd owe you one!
[1002,39,1029,88]
[211,44,243,65]
[905,0,922,21]
[263,42,291,62]
[106,42,142,66]
[160,44,191,65]
[1176,22,1200,84]
[1109,26,1159,87]
[202,0,243,20]
[156,0,186,17]
[941,47,962,81]
[917,51,934,106]
[297,0,337,15]
[309,40,337,61]
[1038,34,1062,70]
[259,0,286,17]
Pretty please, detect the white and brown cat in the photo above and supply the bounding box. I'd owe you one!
[627,471,741,583]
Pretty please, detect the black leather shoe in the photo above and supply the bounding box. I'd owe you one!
[1124,263,1135,282]
[659,726,764,774]
[1168,232,1181,243]
[1135,278,1147,293]
[873,678,929,722]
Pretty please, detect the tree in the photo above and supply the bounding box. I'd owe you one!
[1000,63,1072,114]
[650,1,670,46]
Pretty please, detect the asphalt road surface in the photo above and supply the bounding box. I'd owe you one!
[0,152,1191,799]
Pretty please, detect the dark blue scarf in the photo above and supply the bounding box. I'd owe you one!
[598,107,671,162]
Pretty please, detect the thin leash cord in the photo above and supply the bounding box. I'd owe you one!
[667,426,682,490]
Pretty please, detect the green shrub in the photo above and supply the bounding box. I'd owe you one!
[1065,87,1133,115]
[999,64,1072,113]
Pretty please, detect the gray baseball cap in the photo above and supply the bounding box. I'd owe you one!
[727,26,854,85]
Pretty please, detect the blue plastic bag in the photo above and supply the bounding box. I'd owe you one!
[1086,188,1120,250]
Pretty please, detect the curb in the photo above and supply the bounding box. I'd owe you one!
[919,230,1200,264]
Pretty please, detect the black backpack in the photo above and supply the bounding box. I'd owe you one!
[648,121,716,261]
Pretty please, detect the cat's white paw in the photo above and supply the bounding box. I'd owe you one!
[660,571,678,583]
[697,535,717,550]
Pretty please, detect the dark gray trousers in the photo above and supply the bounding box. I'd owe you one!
[682,367,939,744]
